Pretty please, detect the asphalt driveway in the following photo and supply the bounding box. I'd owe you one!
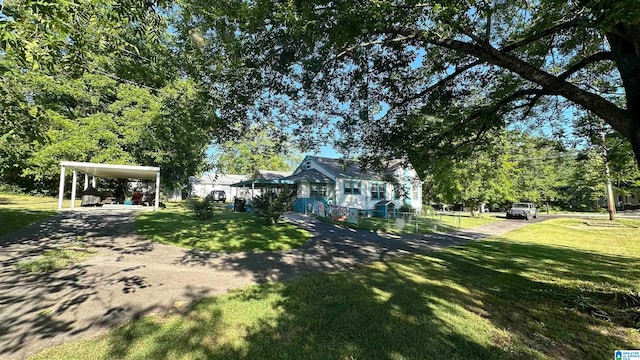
[0,210,538,359]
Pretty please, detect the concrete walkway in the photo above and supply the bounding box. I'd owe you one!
[0,210,538,359]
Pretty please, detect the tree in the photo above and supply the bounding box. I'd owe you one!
[176,0,640,169]
[0,1,218,193]
[569,149,608,211]
[426,131,572,211]
[211,124,302,175]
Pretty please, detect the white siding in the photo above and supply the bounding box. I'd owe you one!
[333,174,422,211]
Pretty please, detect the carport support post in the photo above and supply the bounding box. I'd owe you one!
[154,171,160,211]
[58,165,66,210]
[84,174,88,190]
[70,169,78,209]
[92,176,96,188]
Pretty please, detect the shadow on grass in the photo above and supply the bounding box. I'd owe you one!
[86,240,640,360]
[135,207,310,252]
[0,208,57,237]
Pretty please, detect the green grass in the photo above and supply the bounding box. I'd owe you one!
[135,203,311,252]
[16,242,96,272]
[0,192,79,237]
[331,212,500,234]
[33,218,640,359]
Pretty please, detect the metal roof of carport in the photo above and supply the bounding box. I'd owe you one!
[60,161,160,180]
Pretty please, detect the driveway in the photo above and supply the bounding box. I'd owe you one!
[0,210,538,359]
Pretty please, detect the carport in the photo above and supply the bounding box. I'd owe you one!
[58,161,161,211]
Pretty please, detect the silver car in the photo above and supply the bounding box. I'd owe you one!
[506,202,537,220]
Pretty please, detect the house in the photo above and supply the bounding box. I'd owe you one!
[190,173,249,201]
[232,156,422,215]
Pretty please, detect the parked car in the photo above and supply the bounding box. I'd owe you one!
[506,202,537,220]
[206,190,227,203]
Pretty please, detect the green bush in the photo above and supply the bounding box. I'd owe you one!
[398,204,414,213]
[187,197,215,220]
[0,183,23,193]
[252,186,297,225]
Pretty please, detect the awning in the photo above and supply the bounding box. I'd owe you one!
[60,161,160,180]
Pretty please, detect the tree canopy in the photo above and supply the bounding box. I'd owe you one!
[425,131,573,208]
[211,124,302,175]
[0,0,219,193]
[176,0,640,171]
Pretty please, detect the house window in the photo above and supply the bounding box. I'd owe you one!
[371,183,386,200]
[310,183,327,197]
[344,180,361,195]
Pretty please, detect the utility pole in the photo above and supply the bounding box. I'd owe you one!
[604,160,616,221]
[600,128,616,221]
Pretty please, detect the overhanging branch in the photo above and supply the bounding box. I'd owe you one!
[423,37,632,136]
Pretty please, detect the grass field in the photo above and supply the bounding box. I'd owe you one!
[0,192,78,237]
[135,203,312,252]
[320,211,500,234]
[32,218,640,359]
[358,212,501,234]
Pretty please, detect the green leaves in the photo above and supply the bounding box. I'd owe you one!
[211,124,302,176]
[425,131,573,207]
[1,1,216,194]
[176,0,640,166]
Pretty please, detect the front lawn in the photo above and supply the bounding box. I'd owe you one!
[135,203,311,252]
[33,218,640,359]
[0,192,77,237]
[333,212,500,234]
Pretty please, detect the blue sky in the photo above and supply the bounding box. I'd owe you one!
[314,145,340,158]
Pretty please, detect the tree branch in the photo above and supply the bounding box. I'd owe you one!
[484,0,492,43]
[500,17,587,52]
[558,51,613,79]
[421,37,632,136]
[389,59,483,110]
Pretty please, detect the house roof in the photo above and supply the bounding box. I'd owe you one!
[190,173,248,185]
[230,179,296,187]
[307,156,379,179]
[285,169,334,183]
[254,169,293,180]
[306,156,412,180]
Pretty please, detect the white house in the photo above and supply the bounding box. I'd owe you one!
[190,173,249,201]
[232,156,422,215]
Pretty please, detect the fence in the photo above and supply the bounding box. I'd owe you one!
[308,200,465,234]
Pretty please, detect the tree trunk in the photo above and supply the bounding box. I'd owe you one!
[607,24,640,168]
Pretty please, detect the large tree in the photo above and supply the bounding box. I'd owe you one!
[211,124,302,175]
[427,131,573,209]
[0,1,218,193]
[177,0,640,169]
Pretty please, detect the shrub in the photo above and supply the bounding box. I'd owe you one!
[0,183,23,193]
[252,186,297,225]
[398,204,414,213]
[187,197,215,220]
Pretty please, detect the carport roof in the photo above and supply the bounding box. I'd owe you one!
[60,161,160,180]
